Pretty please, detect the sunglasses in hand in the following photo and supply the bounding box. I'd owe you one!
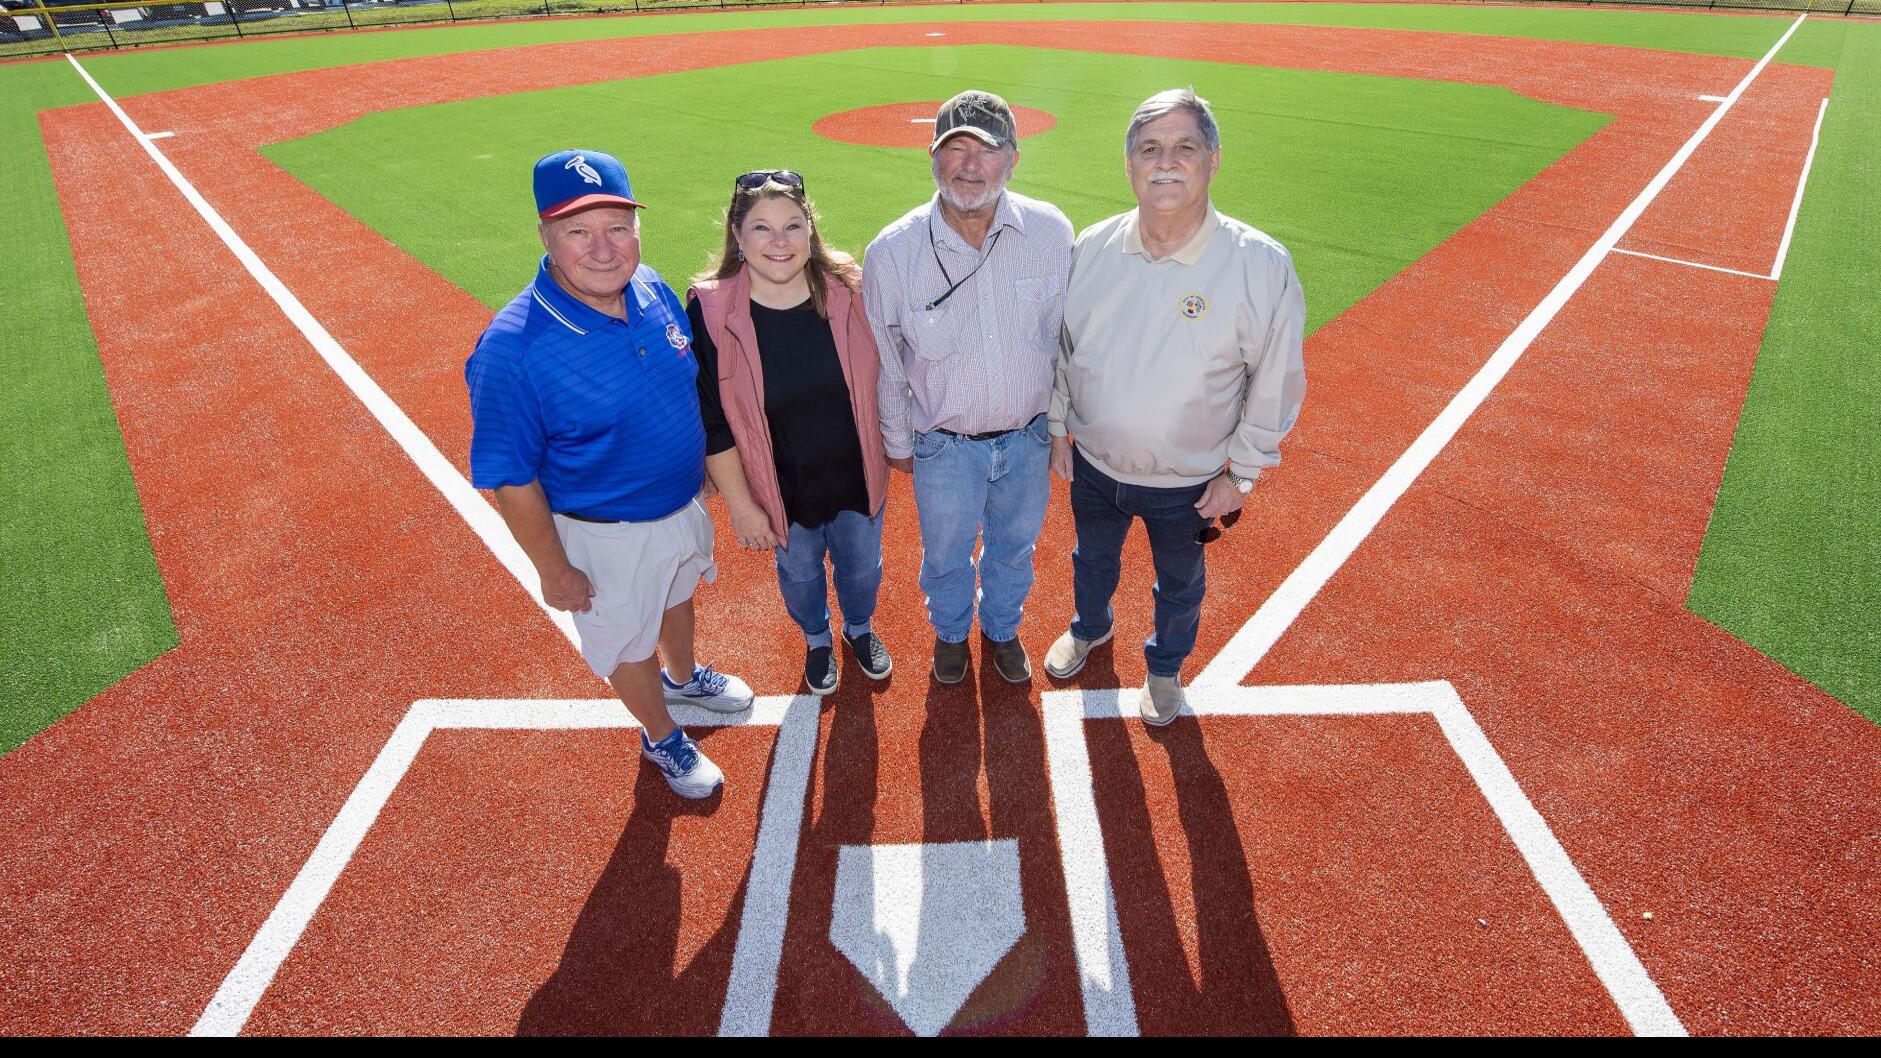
[1197,507,1242,545]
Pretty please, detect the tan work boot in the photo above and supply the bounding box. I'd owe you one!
[1140,674,1187,727]
[932,637,970,685]
[1043,628,1114,679]
[983,634,1031,684]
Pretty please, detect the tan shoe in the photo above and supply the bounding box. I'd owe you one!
[1140,675,1187,727]
[983,634,1032,684]
[1043,628,1114,679]
[932,637,970,685]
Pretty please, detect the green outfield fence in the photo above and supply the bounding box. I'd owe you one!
[5,0,1878,62]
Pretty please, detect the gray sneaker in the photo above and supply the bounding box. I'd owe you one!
[1043,628,1114,679]
[1140,674,1187,727]
[662,664,755,713]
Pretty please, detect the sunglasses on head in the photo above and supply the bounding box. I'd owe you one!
[735,169,805,192]
[1196,507,1242,545]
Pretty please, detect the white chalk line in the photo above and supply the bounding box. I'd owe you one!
[65,54,580,655]
[1042,683,1686,1037]
[1610,247,1776,281]
[189,695,819,1036]
[1192,13,1810,690]
[1608,94,1828,284]
[1770,97,1829,282]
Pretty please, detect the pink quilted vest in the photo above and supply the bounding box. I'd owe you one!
[689,264,889,546]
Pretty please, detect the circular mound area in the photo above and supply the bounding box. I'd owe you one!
[813,101,1059,149]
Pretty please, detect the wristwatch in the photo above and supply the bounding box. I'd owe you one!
[1224,468,1253,495]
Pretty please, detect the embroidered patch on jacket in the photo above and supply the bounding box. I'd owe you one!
[1180,293,1208,319]
[667,323,689,351]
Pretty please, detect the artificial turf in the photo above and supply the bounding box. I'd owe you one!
[1686,19,1881,723]
[259,44,1606,333]
[3,3,1876,754]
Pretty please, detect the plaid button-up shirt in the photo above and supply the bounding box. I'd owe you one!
[862,190,1074,459]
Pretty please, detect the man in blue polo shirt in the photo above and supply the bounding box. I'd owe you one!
[467,149,753,800]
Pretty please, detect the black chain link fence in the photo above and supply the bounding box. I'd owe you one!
[4,0,1877,63]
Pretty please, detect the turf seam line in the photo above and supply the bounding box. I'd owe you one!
[1044,683,1689,1037]
[62,52,584,658]
[1192,13,1811,698]
[190,695,815,1037]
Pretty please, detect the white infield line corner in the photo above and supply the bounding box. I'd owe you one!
[1041,683,1686,1037]
[191,694,819,1037]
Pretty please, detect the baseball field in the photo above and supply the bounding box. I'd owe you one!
[2,0,1877,1035]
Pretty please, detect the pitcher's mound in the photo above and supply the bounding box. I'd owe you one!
[813,101,1059,149]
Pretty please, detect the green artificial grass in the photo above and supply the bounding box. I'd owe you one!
[1687,17,1881,723]
[0,61,177,754]
[261,44,1605,335]
[3,3,1875,753]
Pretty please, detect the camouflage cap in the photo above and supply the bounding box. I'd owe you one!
[930,90,1017,153]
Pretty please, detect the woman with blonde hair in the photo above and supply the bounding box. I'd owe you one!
[688,170,893,695]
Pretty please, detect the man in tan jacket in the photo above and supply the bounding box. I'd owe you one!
[1046,89,1307,725]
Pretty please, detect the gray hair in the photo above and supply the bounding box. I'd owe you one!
[1125,88,1221,155]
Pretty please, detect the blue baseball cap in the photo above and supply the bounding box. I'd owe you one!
[534,149,644,219]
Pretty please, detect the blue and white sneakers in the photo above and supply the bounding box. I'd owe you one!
[641,727,725,800]
[661,663,755,713]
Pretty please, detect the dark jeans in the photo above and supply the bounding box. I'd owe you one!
[1068,447,1209,679]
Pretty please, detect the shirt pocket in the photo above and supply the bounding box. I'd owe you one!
[1015,276,1060,303]
[911,303,957,362]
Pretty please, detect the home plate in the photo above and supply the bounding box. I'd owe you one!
[829,839,1026,1036]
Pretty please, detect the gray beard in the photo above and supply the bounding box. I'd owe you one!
[935,174,1009,214]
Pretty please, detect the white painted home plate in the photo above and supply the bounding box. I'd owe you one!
[829,839,1026,1036]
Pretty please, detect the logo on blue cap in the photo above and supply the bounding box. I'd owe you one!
[534,149,643,219]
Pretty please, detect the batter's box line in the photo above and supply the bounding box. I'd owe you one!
[196,683,1685,1037]
[191,694,823,1037]
[1041,682,1686,1037]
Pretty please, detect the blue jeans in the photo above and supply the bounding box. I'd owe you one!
[1068,447,1209,679]
[910,414,1053,643]
[773,507,884,648]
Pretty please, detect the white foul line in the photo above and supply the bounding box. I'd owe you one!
[191,695,818,1036]
[1609,247,1775,281]
[1042,684,1686,1036]
[142,129,175,140]
[64,53,580,654]
[1770,97,1828,281]
[1192,13,1809,689]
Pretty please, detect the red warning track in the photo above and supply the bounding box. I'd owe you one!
[5,16,1877,1036]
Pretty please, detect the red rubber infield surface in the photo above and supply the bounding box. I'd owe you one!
[8,17,1879,1035]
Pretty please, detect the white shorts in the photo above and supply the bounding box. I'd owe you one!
[554,500,717,678]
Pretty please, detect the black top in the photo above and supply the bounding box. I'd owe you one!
[689,295,870,531]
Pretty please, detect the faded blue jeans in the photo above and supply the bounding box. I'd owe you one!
[773,507,884,649]
[909,413,1053,644]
